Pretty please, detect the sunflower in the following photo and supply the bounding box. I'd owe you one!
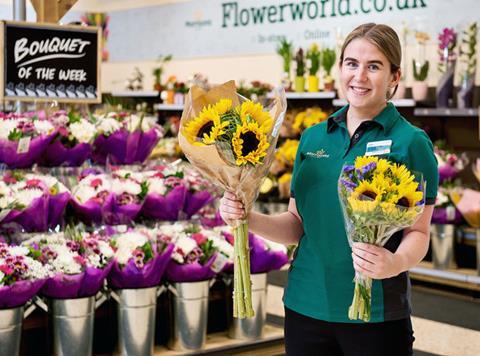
[213,99,233,115]
[387,163,415,185]
[183,106,229,145]
[392,183,423,208]
[352,180,384,202]
[237,100,273,133]
[348,196,379,213]
[232,121,270,166]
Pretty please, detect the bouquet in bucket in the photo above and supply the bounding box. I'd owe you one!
[41,111,96,167]
[434,142,468,184]
[0,242,50,308]
[183,165,218,219]
[338,156,425,322]
[24,231,114,299]
[108,227,174,289]
[0,113,56,168]
[178,80,287,318]
[0,172,70,232]
[159,223,229,282]
[92,112,163,165]
[140,165,187,221]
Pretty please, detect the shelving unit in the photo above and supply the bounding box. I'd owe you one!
[333,98,416,107]
[267,91,336,99]
[109,90,159,98]
[413,108,479,117]
[154,103,184,111]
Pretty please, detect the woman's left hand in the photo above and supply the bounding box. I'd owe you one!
[351,242,405,279]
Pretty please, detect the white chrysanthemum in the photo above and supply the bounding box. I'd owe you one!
[9,245,30,256]
[436,190,449,206]
[33,120,54,135]
[147,177,167,195]
[0,120,19,139]
[114,169,144,182]
[206,229,233,259]
[96,117,122,135]
[50,245,82,274]
[172,236,198,264]
[126,114,157,132]
[157,222,187,237]
[114,232,148,264]
[70,119,96,143]
[14,188,44,206]
[98,240,114,258]
[73,185,97,203]
[88,254,101,268]
[24,256,51,280]
[112,179,141,196]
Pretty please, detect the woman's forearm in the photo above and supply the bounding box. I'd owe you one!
[394,230,430,272]
[247,210,303,245]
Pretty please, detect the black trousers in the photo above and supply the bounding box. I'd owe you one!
[284,307,414,356]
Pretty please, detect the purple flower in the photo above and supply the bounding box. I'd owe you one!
[342,165,355,174]
[340,179,357,191]
[362,162,377,174]
[438,28,457,51]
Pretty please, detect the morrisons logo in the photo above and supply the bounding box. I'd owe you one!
[306,149,330,159]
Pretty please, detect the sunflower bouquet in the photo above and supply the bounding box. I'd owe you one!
[338,156,425,322]
[178,81,286,318]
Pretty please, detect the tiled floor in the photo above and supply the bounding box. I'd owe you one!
[265,271,480,356]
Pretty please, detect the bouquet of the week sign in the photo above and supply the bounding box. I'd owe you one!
[338,156,425,322]
[178,80,286,318]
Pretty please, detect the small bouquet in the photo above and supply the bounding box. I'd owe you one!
[178,81,286,318]
[0,242,49,308]
[338,156,425,322]
[434,143,469,183]
[432,185,463,224]
[25,232,114,299]
[183,166,217,219]
[140,165,187,221]
[71,173,112,225]
[292,108,328,134]
[41,111,96,167]
[162,223,224,282]
[92,112,163,164]
[108,227,174,289]
[0,113,55,168]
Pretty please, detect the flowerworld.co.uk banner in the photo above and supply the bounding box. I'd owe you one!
[103,0,479,60]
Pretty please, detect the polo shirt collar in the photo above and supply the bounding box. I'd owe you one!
[327,102,400,134]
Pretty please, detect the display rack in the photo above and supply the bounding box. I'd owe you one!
[154,103,184,111]
[109,90,159,97]
[413,108,479,117]
[333,98,416,107]
[267,91,336,99]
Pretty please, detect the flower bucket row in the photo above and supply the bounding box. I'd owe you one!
[0,164,217,233]
[0,222,289,308]
[0,111,163,169]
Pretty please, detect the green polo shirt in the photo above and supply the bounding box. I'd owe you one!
[284,103,438,323]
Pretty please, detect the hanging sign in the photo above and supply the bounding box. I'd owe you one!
[0,21,101,103]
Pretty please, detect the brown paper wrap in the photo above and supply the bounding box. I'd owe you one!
[178,81,287,215]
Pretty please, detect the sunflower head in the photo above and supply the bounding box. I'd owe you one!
[352,180,384,201]
[232,121,270,166]
[183,106,229,145]
[213,99,233,115]
[238,100,273,133]
[348,196,379,213]
[387,163,415,185]
[393,183,424,208]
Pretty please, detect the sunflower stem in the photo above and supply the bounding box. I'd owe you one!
[233,221,254,319]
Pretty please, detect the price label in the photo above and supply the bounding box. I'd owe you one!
[17,136,31,154]
[210,253,230,273]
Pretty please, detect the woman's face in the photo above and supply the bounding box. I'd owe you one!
[339,38,400,112]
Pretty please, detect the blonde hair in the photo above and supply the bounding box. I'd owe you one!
[340,23,401,99]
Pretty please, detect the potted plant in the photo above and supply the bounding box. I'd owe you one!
[411,31,430,101]
[294,48,305,92]
[152,54,172,92]
[306,43,321,92]
[321,48,336,91]
[457,22,477,108]
[276,38,293,90]
[436,28,457,107]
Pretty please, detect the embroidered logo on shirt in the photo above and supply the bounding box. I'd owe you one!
[306,149,330,158]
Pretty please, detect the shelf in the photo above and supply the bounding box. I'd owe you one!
[410,261,480,292]
[267,91,336,99]
[413,108,479,117]
[154,103,185,111]
[333,99,416,107]
[154,324,283,355]
[109,90,159,98]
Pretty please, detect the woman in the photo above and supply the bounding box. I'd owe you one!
[220,23,438,355]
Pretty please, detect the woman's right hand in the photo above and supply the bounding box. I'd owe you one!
[219,191,246,225]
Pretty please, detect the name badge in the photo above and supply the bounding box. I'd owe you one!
[365,140,392,156]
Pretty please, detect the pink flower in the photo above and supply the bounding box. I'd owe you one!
[165,176,183,188]
[74,255,86,266]
[58,126,69,137]
[0,264,14,275]
[90,178,103,188]
[191,233,207,246]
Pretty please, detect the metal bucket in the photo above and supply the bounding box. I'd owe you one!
[0,306,24,356]
[431,224,456,270]
[167,280,210,351]
[228,273,267,340]
[115,287,157,356]
[49,297,95,356]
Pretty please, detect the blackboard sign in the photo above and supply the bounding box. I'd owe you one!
[0,21,101,103]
